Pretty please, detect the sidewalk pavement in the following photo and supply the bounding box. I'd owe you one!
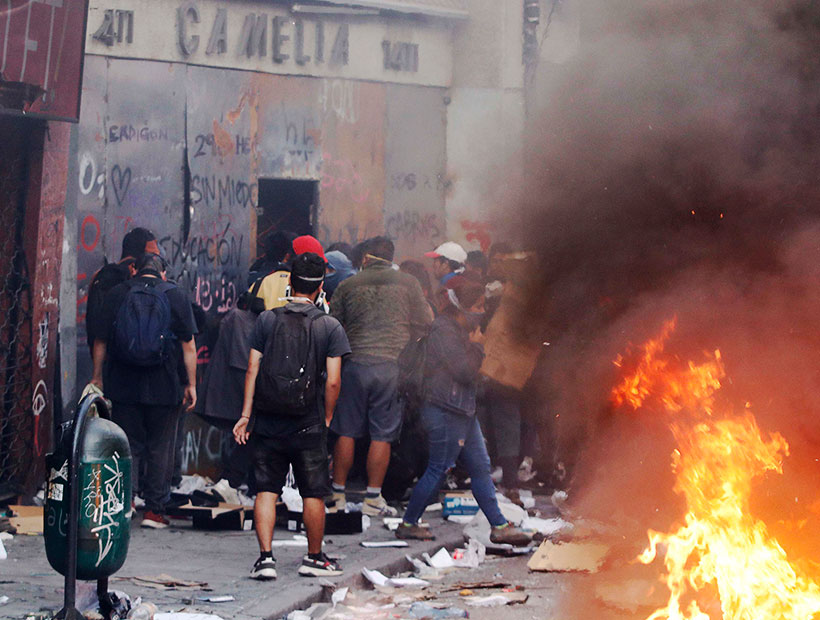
[0,508,467,620]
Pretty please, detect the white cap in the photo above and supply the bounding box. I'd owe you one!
[425,241,467,264]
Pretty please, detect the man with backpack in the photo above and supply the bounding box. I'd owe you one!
[85,227,159,353]
[91,252,198,529]
[233,253,350,580]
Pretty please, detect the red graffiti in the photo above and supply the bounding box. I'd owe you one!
[80,214,101,252]
[320,152,370,204]
[461,220,493,252]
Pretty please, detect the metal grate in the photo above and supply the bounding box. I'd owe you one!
[0,144,34,500]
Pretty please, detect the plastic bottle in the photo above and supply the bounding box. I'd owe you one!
[126,602,157,620]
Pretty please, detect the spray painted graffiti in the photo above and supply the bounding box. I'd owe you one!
[181,424,223,474]
[78,152,105,199]
[461,220,493,252]
[386,210,443,243]
[36,313,49,369]
[82,453,126,567]
[32,380,47,456]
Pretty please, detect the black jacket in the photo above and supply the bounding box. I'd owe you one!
[423,315,484,416]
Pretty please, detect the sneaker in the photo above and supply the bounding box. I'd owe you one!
[298,553,343,577]
[140,511,169,529]
[362,494,397,517]
[395,522,435,541]
[250,555,277,580]
[327,491,346,513]
[489,524,532,547]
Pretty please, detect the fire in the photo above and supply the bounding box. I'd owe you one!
[612,320,820,619]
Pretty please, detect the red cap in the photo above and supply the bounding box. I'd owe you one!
[292,235,327,262]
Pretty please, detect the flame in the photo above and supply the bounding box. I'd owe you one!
[612,320,820,619]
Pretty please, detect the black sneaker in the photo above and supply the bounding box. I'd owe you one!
[250,555,277,580]
[297,553,343,577]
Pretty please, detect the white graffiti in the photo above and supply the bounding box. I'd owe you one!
[78,152,105,199]
[36,313,48,369]
[32,379,47,419]
[83,452,125,567]
[181,425,223,473]
[319,79,358,124]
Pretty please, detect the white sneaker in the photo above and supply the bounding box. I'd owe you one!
[362,494,397,517]
[327,491,346,513]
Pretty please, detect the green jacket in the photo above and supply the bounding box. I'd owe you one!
[331,262,433,362]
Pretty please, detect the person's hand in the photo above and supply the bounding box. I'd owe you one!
[469,327,485,345]
[183,385,197,411]
[233,416,250,445]
[90,375,103,390]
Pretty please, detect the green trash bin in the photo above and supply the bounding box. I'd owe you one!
[44,408,132,581]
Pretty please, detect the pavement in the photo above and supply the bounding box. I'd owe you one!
[0,505,468,620]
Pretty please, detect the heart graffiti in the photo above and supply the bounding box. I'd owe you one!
[110,164,132,207]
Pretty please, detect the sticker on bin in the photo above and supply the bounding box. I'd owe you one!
[48,483,64,502]
[443,493,479,516]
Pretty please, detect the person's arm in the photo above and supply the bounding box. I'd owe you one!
[324,356,342,427]
[233,349,262,445]
[91,339,107,388]
[330,284,346,327]
[181,338,197,411]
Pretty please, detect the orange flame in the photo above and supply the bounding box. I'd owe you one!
[612,320,820,619]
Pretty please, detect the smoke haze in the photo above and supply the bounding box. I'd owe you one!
[517,0,820,556]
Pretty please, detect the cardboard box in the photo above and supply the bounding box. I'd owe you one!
[443,492,479,517]
[9,505,43,535]
[276,510,363,535]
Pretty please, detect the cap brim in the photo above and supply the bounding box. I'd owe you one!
[424,251,442,258]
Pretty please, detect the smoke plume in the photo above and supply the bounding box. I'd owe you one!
[517,0,820,554]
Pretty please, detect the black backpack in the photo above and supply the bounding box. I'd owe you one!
[112,279,176,366]
[255,306,324,415]
[397,333,429,413]
[86,262,129,345]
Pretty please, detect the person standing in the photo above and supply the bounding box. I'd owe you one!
[329,237,433,516]
[233,253,350,579]
[85,227,159,353]
[395,278,531,546]
[426,241,468,287]
[91,252,198,529]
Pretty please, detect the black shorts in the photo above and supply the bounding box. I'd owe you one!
[250,428,331,498]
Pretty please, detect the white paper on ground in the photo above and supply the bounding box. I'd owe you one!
[425,547,455,569]
[424,503,442,512]
[494,494,527,525]
[383,517,402,531]
[196,595,235,603]
[360,540,409,548]
[361,568,430,588]
[0,596,9,605]
[446,515,473,525]
[464,595,514,607]
[518,489,536,509]
[407,555,440,578]
[156,614,226,620]
[270,535,310,547]
[0,532,12,541]
[332,587,349,608]
[362,514,371,531]
[520,516,573,537]
[0,539,6,560]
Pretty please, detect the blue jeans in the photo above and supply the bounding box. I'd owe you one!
[402,403,507,527]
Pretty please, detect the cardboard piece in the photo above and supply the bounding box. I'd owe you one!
[130,574,208,590]
[527,540,610,573]
[9,505,43,535]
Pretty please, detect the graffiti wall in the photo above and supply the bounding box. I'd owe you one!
[73,56,448,474]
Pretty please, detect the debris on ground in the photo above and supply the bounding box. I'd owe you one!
[360,540,408,548]
[408,601,468,618]
[155,614,226,620]
[462,592,529,607]
[123,574,210,591]
[362,568,430,588]
[527,540,610,573]
[8,506,43,535]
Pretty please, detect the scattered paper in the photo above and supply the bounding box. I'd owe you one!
[424,503,443,512]
[196,595,235,603]
[518,489,536,509]
[383,518,402,531]
[425,548,455,569]
[361,568,429,588]
[0,539,6,560]
[361,540,408,548]
[520,517,573,537]
[527,540,610,573]
[407,555,439,578]
[0,595,9,604]
[332,587,349,608]
[271,535,310,547]
[156,615,226,620]
[0,532,12,541]
[446,515,473,525]
[464,593,528,607]
[408,602,467,618]
[282,486,304,513]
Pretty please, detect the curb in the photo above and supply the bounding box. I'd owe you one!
[263,530,467,620]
